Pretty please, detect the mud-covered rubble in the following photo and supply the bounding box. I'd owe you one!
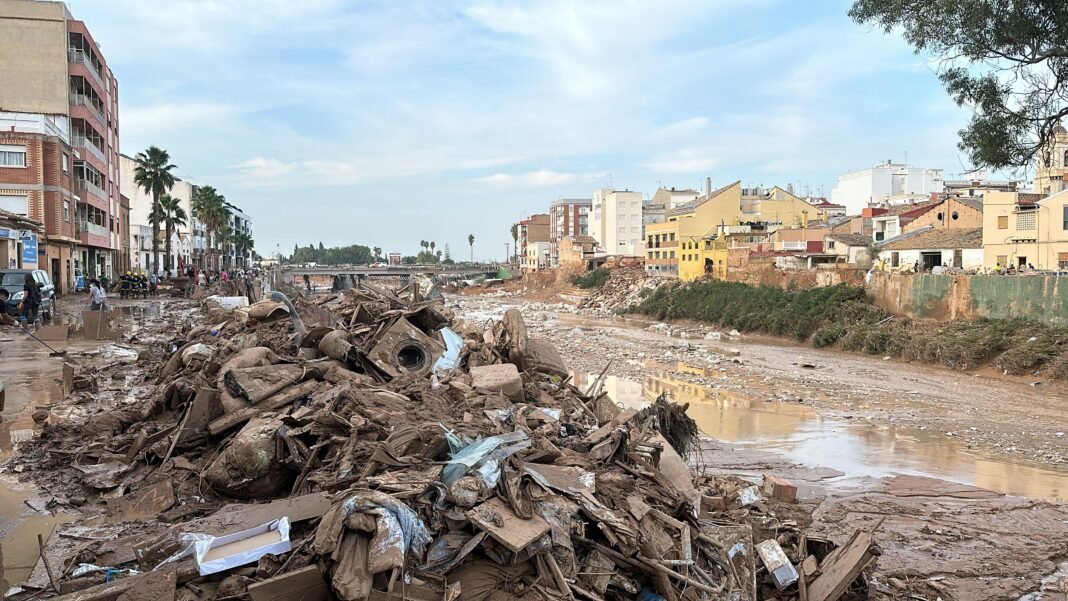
[4,284,879,601]
[579,268,663,317]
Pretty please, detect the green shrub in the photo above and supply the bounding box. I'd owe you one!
[570,268,611,289]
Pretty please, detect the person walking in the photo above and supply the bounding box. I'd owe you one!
[89,278,108,311]
[19,273,42,328]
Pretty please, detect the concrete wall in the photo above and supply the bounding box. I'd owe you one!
[0,0,69,115]
[866,272,1068,325]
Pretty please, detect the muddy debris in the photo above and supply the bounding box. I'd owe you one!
[3,284,878,601]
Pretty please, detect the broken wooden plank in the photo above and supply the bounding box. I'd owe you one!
[806,530,877,601]
[247,565,328,601]
[208,379,320,436]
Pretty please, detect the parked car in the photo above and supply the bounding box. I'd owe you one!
[0,269,56,322]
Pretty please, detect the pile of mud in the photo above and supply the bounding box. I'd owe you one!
[4,282,877,601]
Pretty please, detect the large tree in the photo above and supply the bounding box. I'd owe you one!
[133,146,177,275]
[468,234,475,263]
[151,194,187,276]
[191,186,230,271]
[850,0,1068,171]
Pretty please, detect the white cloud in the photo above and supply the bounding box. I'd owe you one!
[474,170,607,188]
[121,103,235,136]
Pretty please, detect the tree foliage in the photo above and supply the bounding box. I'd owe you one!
[850,0,1068,170]
[289,243,373,265]
[133,146,177,273]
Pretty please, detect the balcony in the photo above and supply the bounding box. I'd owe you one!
[68,49,105,89]
[78,220,108,237]
[70,93,106,129]
[75,178,106,201]
[72,135,106,165]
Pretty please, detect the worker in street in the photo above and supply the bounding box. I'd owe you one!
[89,278,108,311]
[20,273,41,327]
[0,289,16,326]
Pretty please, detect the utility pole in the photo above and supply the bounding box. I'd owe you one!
[504,243,510,267]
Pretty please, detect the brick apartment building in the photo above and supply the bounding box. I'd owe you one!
[0,0,122,292]
[548,198,591,266]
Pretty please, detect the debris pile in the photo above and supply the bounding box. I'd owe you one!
[580,268,664,315]
[6,282,878,601]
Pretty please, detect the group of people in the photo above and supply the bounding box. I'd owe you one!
[0,273,43,327]
[185,266,259,287]
[119,271,157,296]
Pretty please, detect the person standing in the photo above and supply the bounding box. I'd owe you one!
[89,278,108,311]
[20,273,41,327]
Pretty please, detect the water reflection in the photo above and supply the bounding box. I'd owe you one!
[575,363,1068,500]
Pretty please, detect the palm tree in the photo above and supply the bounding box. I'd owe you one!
[151,194,187,276]
[191,186,230,271]
[216,224,234,270]
[372,246,382,262]
[232,231,254,268]
[510,224,519,266]
[468,234,475,263]
[430,241,436,254]
[134,146,178,275]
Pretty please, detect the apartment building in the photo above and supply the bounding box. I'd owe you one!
[589,188,644,256]
[0,0,121,290]
[831,161,944,215]
[226,203,254,268]
[119,153,204,273]
[516,214,550,263]
[982,190,1068,270]
[548,199,590,266]
[645,182,815,280]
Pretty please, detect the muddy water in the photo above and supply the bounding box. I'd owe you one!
[0,333,98,590]
[576,364,1068,500]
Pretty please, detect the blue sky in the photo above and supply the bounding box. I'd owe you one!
[69,0,978,261]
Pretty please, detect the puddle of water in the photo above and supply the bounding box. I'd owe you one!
[0,334,86,590]
[575,366,1068,500]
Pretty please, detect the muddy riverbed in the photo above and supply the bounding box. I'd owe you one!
[452,295,1068,492]
[451,294,1068,600]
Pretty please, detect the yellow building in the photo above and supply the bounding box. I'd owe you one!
[645,182,813,280]
[982,190,1068,270]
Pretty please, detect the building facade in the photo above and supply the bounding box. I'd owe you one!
[831,161,944,215]
[982,190,1068,270]
[548,199,590,266]
[524,241,550,272]
[0,0,121,290]
[119,153,205,274]
[516,213,550,264]
[590,188,644,256]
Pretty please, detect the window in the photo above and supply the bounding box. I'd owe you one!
[996,255,1008,266]
[62,154,69,173]
[891,252,899,267]
[1017,211,1036,230]
[63,200,70,221]
[0,194,27,214]
[0,144,27,167]
[1063,205,1068,230]
[997,216,1008,229]
[618,226,626,234]
[827,240,836,250]
[669,233,675,241]
[670,251,675,259]
[951,211,959,220]
[1059,253,1068,270]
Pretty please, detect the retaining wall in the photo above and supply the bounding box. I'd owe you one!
[866,272,1068,325]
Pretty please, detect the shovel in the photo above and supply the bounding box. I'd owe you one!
[17,324,67,357]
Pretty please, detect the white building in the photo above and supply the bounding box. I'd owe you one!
[225,203,254,268]
[524,241,550,271]
[589,188,644,256]
[831,161,944,215]
[120,153,204,274]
